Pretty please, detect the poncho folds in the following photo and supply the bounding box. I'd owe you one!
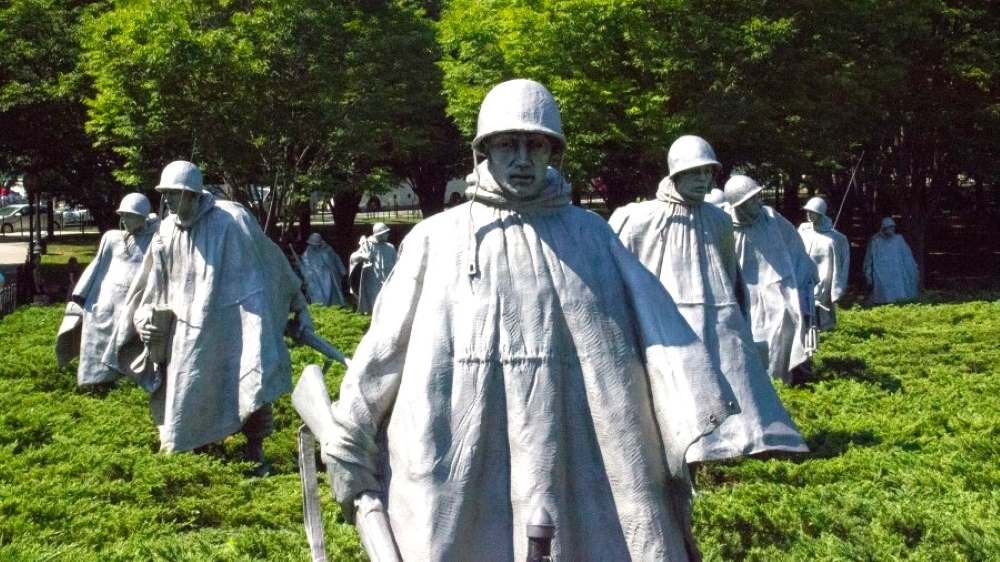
[59,218,159,385]
[863,232,919,304]
[609,178,807,461]
[731,206,817,383]
[349,237,397,314]
[798,216,850,330]
[302,240,347,306]
[106,194,301,452]
[324,165,738,561]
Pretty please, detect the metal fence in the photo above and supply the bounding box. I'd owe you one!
[0,282,18,318]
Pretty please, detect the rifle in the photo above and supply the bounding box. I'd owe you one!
[288,243,311,304]
[293,365,401,562]
[833,150,865,228]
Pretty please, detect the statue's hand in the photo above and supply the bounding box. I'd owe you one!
[139,320,165,347]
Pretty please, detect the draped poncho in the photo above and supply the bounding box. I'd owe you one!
[323,166,738,561]
[609,178,807,461]
[863,233,919,304]
[302,241,347,306]
[349,238,397,314]
[106,194,301,452]
[732,206,817,382]
[61,219,158,385]
[798,216,850,330]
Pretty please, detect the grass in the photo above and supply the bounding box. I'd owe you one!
[1,297,997,560]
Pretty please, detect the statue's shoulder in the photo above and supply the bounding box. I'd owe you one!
[608,199,663,230]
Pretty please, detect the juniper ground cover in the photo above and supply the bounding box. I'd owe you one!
[0,298,997,561]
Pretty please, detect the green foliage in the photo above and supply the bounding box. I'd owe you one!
[693,299,1000,560]
[1,297,997,559]
[82,0,456,237]
[0,304,368,560]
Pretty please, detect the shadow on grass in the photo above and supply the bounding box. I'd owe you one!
[801,428,882,459]
[805,355,902,393]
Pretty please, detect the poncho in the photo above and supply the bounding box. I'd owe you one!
[58,218,158,385]
[610,178,808,462]
[732,206,817,383]
[863,233,919,304]
[302,241,347,306]
[799,216,849,330]
[349,237,397,314]
[609,177,807,461]
[105,194,301,452]
[323,165,739,561]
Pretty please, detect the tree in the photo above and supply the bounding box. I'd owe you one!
[83,0,458,246]
[0,0,122,230]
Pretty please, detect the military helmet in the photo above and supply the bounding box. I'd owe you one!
[723,174,764,207]
[472,79,566,154]
[116,193,152,217]
[667,135,721,178]
[881,216,896,228]
[155,160,204,193]
[372,222,390,236]
[306,233,324,245]
[803,196,828,216]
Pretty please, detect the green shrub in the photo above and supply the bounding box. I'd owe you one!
[1,298,997,560]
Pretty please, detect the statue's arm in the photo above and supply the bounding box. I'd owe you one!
[324,231,428,512]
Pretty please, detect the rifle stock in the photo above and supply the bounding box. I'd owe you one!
[292,365,338,446]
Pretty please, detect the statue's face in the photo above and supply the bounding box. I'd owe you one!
[807,210,823,225]
[881,224,895,237]
[673,165,716,202]
[161,189,200,223]
[120,212,146,234]
[735,193,764,223]
[485,132,553,199]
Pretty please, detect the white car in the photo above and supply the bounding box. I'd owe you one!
[0,204,61,233]
[61,205,92,225]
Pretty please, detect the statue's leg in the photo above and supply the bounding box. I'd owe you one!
[242,403,274,476]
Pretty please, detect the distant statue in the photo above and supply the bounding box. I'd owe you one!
[863,216,919,304]
[798,196,850,330]
[56,193,159,391]
[724,175,818,384]
[610,135,807,461]
[309,80,740,561]
[349,222,396,314]
[299,233,347,306]
[105,161,315,473]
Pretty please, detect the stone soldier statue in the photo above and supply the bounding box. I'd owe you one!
[863,216,919,304]
[798,196,850,330]
[56,193,160,389]
[349,222,397,314]
[609,135,807,461]
[724,175,818,384]
[313,79,740,561]
[300,232,347,306]
[105,160,315,471]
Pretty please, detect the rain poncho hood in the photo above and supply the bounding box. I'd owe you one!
[863,231,919,304]
[799,216,850,330]
[105,194,302,452]
[731,206,817,382]
[57,218,159,384]
[301,240,347,306]
[322,167,739,561]
[610,190,807,461]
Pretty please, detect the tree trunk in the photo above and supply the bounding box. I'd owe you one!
[410,169,448,218]
[331,190,362,260]
[295,200,311,244]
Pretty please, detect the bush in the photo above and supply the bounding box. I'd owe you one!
[1,299,997,560]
